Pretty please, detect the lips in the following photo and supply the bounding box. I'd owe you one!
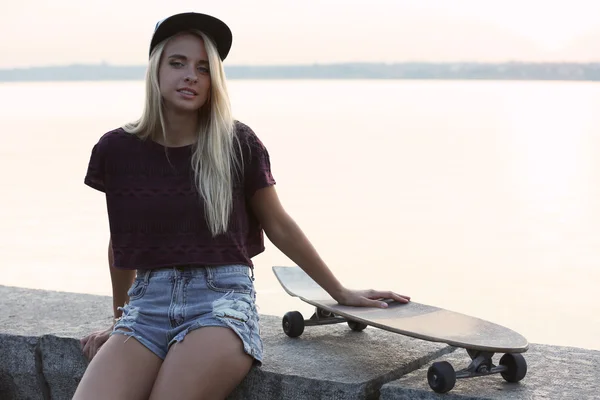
[177,88,198,96]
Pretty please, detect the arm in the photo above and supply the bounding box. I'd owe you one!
[250,186,410,307]
[80,238,136,360]
[251,188,345,300]
[108,238,136,323]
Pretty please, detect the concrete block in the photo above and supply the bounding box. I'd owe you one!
[0,285,114,338]
[1,285,452,399]
[39,335,90,400]
[380,344,600,399]
[0,334,45,400]
[227,314,453,400]
[0,284,112,399]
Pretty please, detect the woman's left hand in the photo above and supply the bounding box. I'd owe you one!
[335,288,411,308]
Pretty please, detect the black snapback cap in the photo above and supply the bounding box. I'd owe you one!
[149,12,233,60]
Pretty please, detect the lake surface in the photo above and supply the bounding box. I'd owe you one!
[1,79,599,351]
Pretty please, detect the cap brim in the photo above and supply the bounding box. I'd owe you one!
[149,12,232,60]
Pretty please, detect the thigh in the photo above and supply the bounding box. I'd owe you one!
[149,327,253,400]
[73,333,163,400]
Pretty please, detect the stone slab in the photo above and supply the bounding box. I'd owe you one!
[0,285,114,338]
[0,285,452,399]
[39,335,90,400]
[230,314,453,400]
[0,284,113,400]
[380,344,600,399]
[0,334,45,400]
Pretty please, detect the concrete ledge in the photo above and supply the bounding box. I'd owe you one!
[0,285,451,400]
[380,344,600,399]
[1,284,598,399]
[0,334,44,400]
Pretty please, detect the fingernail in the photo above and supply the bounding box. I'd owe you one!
[381,302,388,308]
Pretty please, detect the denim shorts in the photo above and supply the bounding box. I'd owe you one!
[110,265,263,366]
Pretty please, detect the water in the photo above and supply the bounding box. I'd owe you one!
[1,79,599,351]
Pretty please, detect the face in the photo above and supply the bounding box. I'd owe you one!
[158,33,211,114]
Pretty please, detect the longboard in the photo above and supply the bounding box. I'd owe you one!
[272,266,529,394]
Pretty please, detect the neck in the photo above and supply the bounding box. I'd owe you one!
[158,108,199,147]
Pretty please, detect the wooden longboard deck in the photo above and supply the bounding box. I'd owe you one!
[273,266,529,353]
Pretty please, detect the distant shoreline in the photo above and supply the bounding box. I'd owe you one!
[1,62,600,82]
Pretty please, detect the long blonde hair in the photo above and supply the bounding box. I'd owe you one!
[123,30,242,236]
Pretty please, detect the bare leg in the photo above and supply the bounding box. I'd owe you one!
[149,327,253,400]
[73,332,163,400]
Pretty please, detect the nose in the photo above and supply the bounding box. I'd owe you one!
[184,74,198,83]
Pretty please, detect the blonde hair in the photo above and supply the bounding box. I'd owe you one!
[123,30,242,236]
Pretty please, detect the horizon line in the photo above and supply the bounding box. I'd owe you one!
[3,60,600,70]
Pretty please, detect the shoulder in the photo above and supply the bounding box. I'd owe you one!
[234,120,268,150]
[95,127,138,148]
[92,127,144,156]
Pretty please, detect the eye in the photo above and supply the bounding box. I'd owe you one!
[197,66,210,73]
[169,61,184,67]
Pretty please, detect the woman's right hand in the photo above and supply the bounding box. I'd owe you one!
[80,324,114,361]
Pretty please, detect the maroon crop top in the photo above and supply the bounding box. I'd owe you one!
[84,121,276,270]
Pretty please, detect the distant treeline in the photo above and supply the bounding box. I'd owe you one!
[2,62,600,82]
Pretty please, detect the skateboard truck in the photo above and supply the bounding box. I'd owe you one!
[427,349,527,393]
[282,307,368,338]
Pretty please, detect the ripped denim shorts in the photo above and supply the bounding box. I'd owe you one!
[110,265,263,365]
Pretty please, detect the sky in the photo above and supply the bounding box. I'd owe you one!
[2,0,600,68]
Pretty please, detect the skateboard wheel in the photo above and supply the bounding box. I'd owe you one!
[499,353,527,382]
[282,311,305,338]
[347,321,367,332]
[427,361,456,394]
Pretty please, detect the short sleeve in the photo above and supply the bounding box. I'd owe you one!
[238,123,276,198]
[84,137,108,192]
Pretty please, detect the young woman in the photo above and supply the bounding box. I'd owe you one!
[74,12,410,400]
